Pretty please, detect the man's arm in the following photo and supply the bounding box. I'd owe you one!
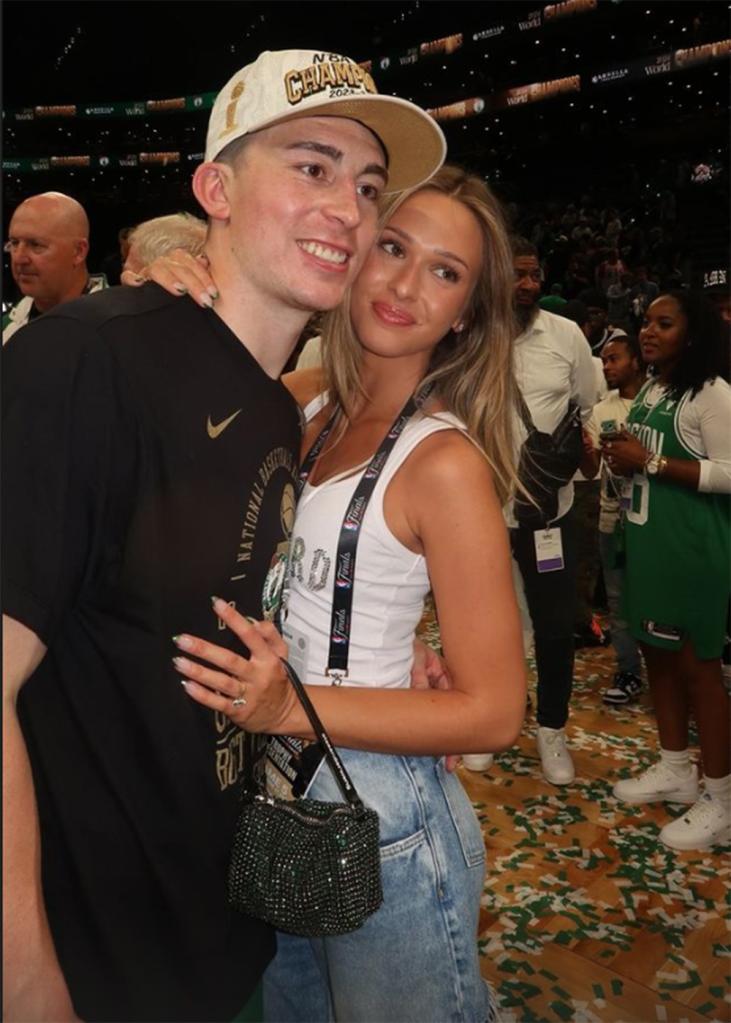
[570,327,600,422]
[3,615,79,1022]
[579,408,602,480]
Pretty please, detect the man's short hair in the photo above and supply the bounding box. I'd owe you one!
[510,235,538,260]
[215,135,252,169]
[603,332,642,363]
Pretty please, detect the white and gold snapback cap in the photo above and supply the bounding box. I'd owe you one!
[205,49,446,193]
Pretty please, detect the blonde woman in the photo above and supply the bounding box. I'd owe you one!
[148,166,526,1022]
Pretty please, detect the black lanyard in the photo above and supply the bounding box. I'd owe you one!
[297,389,429,682]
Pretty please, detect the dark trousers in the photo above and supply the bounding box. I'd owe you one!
[511,507,578,729]
[573,480,601,629]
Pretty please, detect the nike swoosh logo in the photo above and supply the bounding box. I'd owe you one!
[207,409,242,439]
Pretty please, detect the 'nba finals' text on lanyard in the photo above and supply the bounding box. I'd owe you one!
[297,387,432,683]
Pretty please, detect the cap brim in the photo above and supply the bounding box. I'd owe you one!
[249,95,447,194]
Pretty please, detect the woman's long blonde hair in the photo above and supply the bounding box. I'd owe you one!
[320,164,522,505]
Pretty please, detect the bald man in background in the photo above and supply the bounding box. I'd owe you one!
[3,191,106,344]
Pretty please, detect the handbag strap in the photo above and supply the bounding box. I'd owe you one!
[516,390,538,435]
[240,658,365,809]
[552,400,581,447]
[278,657,364,809]
[518,391,579,442]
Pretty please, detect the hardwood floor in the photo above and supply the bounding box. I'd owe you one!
[457,644,730,1023]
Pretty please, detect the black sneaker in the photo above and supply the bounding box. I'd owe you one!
[603,671,642,705]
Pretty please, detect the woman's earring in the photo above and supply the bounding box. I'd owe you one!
[453,322,465,333]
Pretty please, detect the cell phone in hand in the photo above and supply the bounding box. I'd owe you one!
[599,418,622,442]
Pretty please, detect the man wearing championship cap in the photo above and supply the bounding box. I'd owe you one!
[3,50,445,1023]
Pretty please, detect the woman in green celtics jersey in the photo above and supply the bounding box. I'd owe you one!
[601,291,731,852]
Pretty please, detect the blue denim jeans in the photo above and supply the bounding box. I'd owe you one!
[599,529,642,676]
[263,749,491,1023]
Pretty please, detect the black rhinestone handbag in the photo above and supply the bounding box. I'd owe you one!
[227,657,383,937]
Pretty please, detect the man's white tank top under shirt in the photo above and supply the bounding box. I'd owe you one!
[284,396,466,689]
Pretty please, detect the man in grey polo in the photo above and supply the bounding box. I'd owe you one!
[507,236,596,786]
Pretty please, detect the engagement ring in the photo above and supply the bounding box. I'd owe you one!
[231,683,247,708]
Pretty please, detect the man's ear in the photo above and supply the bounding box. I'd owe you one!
[192,161,233,222]
[73,238,89,265]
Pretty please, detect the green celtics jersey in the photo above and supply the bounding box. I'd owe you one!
[623,379,730,657]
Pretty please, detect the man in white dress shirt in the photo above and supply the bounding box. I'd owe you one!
[508,237,597,784]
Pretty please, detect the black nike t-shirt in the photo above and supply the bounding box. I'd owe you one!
[3,285,300,1022]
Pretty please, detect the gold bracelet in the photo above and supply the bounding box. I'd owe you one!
[657,455,668,476]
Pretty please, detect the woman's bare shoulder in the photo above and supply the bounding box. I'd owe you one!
[409,427,489,484]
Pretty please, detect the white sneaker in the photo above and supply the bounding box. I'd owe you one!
[537,726,575,785]
[461,754,494,772]
[659,792,731,851]
[613,760,699,806]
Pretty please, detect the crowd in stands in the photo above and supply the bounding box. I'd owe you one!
[512,197,688,335]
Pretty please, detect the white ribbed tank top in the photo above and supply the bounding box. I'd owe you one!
[284,397,465,688]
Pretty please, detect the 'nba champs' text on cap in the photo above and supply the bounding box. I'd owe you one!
[205,49,447,193]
